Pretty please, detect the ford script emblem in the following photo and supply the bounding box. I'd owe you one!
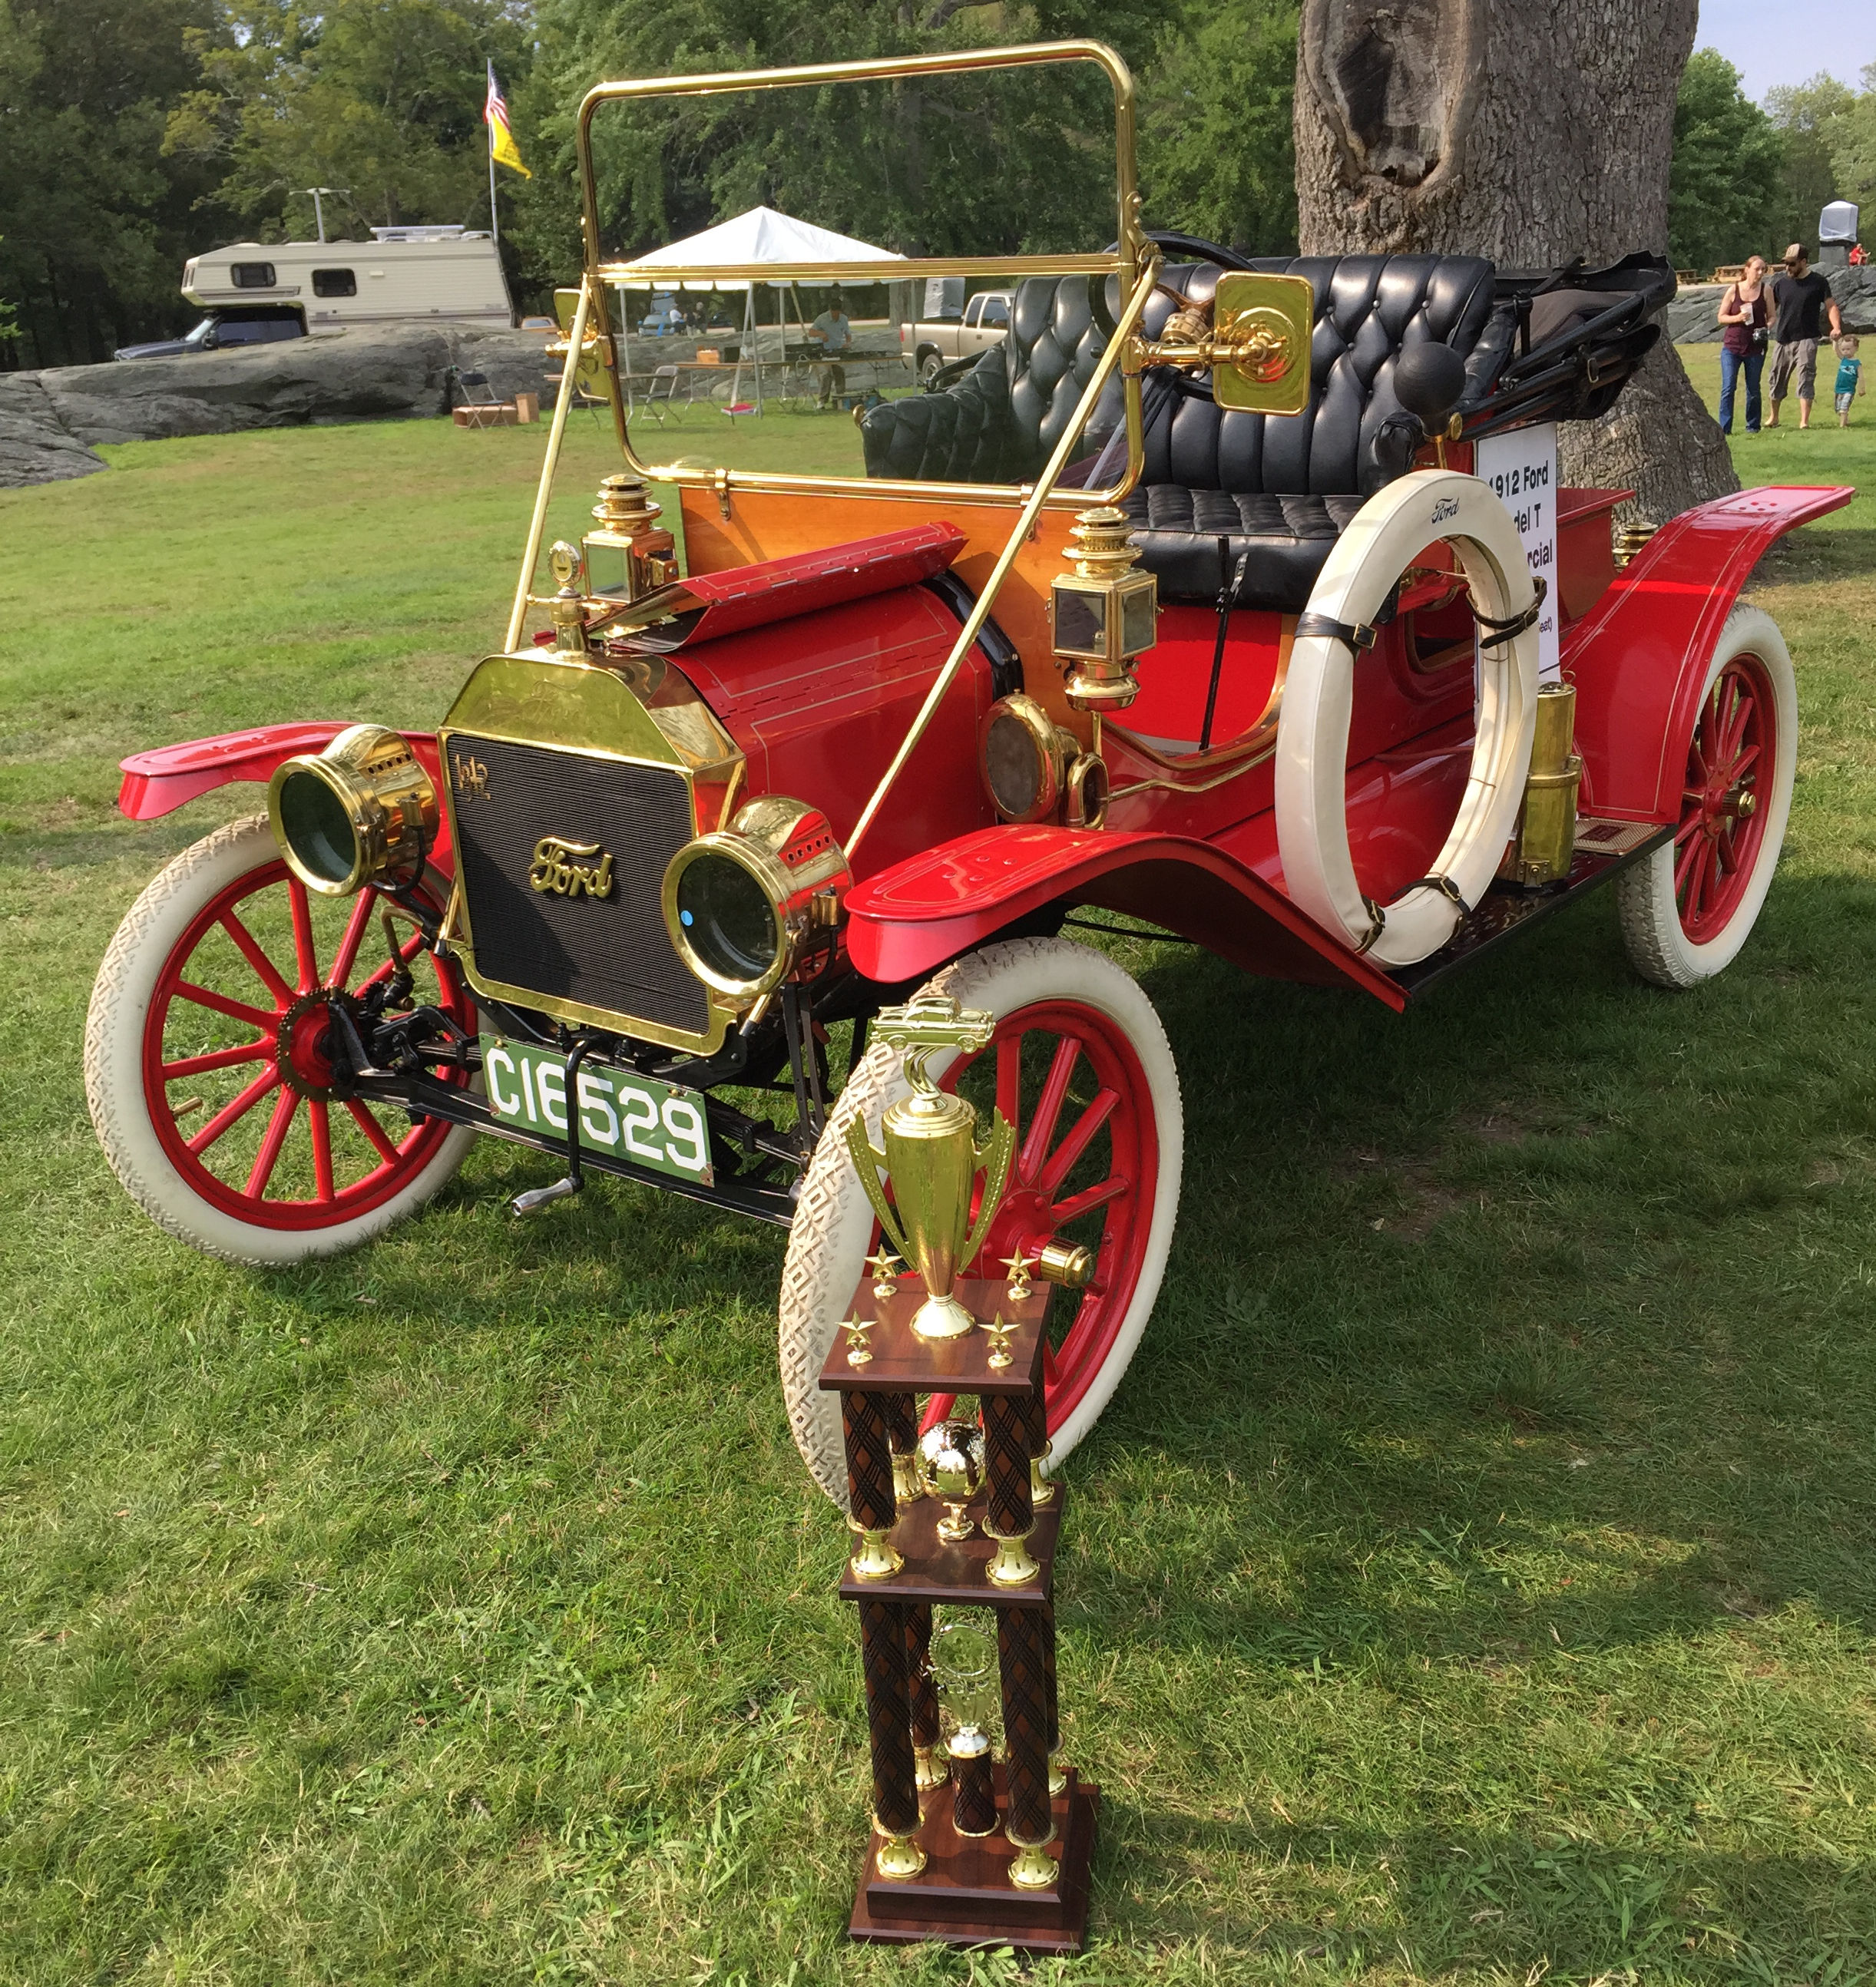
[1430,496,1459,525]
[529,836,615,900]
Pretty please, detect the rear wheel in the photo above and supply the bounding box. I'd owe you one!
[1617,605,1797,987]
[779,936,1183,1505]
[86,814,477,1265]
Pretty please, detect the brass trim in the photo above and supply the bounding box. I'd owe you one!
[571,42,1147,507]
[438,651,743,1056]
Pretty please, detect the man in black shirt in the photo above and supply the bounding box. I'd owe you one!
[1767,243,1844,431]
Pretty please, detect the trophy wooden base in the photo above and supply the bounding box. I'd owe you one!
[848,1767,1099,1954]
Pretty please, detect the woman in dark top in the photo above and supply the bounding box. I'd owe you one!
[1716,253,1770,436]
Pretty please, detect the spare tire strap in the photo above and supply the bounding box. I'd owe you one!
[1405,871,1474,915]
[1295,610,1378,653]
[1470,575,1547,650]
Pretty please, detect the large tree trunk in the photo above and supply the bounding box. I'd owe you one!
[1293,0,1736,523]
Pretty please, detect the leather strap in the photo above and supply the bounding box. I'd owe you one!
[1470,575,1547,650]
[1295,610,1378,653]
[1406,871,1474,914]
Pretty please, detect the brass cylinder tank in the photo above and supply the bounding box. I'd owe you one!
[1500,681,1583,888]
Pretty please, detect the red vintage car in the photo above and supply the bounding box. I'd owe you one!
[85,45,1851,1503]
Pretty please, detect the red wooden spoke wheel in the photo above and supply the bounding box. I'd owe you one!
[1674,652,1773,944]
[779,935,1183,1506]
[88,815,478,1264]
[917,997,1160,1436]
[1616,607,1798,990]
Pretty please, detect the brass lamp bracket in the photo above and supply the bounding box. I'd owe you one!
[1130,270,1312,416]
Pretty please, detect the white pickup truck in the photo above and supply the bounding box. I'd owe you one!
[901,289,1014,385]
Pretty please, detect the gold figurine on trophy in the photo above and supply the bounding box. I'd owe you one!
[845,994,1015,1339]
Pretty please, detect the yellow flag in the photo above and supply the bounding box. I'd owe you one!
[485,64,531,179]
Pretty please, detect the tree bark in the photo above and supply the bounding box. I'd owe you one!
[1294,0,1736,523]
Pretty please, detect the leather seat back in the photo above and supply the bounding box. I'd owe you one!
[1143,256,1513,498]
[860,256,1517,494]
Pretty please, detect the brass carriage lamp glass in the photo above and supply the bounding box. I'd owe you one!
[581,472,677,603]
[1050,507,1156,712]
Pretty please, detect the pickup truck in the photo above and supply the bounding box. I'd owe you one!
[901,289,1014,384]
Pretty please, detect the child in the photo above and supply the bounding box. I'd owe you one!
[1838,335,1864,428]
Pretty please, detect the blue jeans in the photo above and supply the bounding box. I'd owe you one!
[1719,346,1762,434]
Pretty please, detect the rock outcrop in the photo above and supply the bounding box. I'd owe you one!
[0,322,558,487]
[1666,267,1876,345]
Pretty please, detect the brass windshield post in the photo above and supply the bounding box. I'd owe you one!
[506,276,593,654]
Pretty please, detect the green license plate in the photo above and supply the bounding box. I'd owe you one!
[481,1036,713,1185]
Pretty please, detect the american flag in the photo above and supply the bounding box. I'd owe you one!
[485,62,529,177]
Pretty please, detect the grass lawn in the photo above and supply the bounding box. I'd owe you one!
[1,378,1873,1985]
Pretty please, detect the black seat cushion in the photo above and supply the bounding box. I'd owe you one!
[1121,489,1368,611]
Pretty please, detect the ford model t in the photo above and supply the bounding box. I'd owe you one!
[86,43,1850,1506]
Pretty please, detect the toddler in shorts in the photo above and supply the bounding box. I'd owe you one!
[1838,336,1864,428]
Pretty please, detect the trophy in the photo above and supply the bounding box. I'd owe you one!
[916,1420,985,1542]
[929,1616,1000,1837]
[845,994,1015,1339]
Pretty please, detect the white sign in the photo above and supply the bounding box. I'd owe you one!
[1474,422,1560,683]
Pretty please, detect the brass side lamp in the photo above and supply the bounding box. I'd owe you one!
[1050,507,1158,713]
[582,473,677,603]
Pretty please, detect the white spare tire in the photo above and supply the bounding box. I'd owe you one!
[1276,468,1541,967]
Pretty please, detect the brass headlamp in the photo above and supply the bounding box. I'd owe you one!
[267,724,438,898]
[660,794,850,1003]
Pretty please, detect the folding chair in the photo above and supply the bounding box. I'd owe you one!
[642,364,688,426]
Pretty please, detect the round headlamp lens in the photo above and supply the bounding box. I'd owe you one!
[675,851,778,986]
[985,711,1044,818]
[278,769,359,888]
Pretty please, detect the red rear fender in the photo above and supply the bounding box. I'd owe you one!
[117,724,451,863]
[844,824,1408,1010]
[1566,484,1852,822]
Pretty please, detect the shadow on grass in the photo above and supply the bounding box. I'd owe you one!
[1102,1810,1872,1978]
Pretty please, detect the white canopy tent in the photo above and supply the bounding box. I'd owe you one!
[617,206,905,415]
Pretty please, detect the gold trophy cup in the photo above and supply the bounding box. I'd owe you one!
[845,994,1016,1339]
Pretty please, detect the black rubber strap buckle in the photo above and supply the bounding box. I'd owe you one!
[1471,576,1547,650]
[1295,610,1378,654]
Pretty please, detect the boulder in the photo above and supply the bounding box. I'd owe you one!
[0,322,563,484]
[0,375,108,488]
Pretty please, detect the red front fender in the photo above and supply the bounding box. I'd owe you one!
[117,725,450,866]
[845,824,1408,1010]
[1566,484,1852,823]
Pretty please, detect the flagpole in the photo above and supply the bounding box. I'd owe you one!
[488,117,500,244]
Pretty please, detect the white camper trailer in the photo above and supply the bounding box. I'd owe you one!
[181,226,513,333]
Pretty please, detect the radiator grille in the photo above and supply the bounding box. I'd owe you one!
[448,736,707,1037]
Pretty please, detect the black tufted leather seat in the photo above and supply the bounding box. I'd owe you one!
[862,255,1522,612]
[1123,256,1515,607]
[860,276,1114,488]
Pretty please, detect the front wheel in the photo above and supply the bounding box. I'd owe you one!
[779,936,1183,1505]
[85,815,478,1265]
[1616,604,1798,987]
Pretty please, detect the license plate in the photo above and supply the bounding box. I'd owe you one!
[480,1036,713,1185]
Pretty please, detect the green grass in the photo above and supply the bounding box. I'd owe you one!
[1,398,1873,1984]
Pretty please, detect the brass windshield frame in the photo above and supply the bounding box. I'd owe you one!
[571,41,1146,499]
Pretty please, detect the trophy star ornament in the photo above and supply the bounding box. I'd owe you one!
[844,994,1016,1340]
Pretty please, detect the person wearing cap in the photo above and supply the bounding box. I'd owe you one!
[1766,243,1843,431]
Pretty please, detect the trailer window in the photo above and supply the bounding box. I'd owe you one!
[230,262,277,288]
[313,269,357,298]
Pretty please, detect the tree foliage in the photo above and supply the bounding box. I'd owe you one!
[1668,51,1784,276]
[1765,68,1875,250]
[2,0,1302,371]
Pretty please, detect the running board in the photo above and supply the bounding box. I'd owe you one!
[1389,818,1671,998]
